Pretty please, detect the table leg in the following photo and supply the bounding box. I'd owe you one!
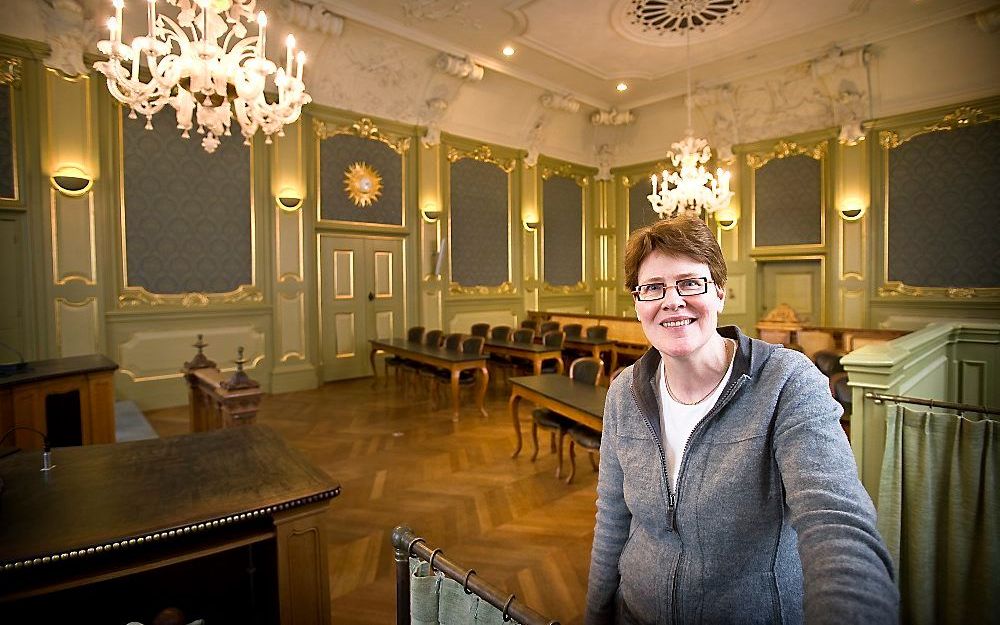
[369,348,379,389]
[610,347,619,375]
[476,366,489,417]
[533,358,542,376]
[555,358,565,375]
[509,393,523,458]
[450,368,461,421]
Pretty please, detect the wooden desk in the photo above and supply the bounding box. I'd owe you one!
[508,374,607,459]
[369,338,489,420]
[485,340,565,377]
[564,336,615,363]
[0,426,340,624]
[0,354,118,450]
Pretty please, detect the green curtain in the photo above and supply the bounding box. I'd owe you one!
[877,405,998,625]
[409,558,521,625]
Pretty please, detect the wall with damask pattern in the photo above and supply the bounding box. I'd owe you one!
[450,158,509,287]
[542,176,583,286]
[319,133,403,225]
[0,84,13,199]
[754,155,822,248]
[122,111,253,294]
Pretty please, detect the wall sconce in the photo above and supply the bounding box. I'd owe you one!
[523,220,539,232]
[421,202,441,223]
[50,166,93,197]
[838,198,866,221]
[714,210,738,231]
[275,190,303,211]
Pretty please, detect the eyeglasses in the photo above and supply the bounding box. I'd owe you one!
[632,277,713,301]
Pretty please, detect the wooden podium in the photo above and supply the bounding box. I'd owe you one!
[0,426,339,624]
[0,354,118,450]
[183,336,263,432]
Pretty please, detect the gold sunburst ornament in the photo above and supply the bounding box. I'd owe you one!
[344,162,383,207]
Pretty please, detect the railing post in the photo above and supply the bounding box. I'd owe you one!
[392,525,413,625]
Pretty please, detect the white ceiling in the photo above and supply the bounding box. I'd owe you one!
[321,0,997,110]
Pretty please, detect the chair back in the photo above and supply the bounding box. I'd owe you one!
[520,319,540,331]
[470,323,490,338]
[513,328,535,344]
[569,357,603,386]
[539,320,560,334]
[406,326,426,342]
[563,323,583,339]
[462,335,485,355]
[424,329,444,348]
[490,325,512,342]
[443,332,464,351]
[542,330,565,348]
[586,325,609,340]
[814,349,845,377]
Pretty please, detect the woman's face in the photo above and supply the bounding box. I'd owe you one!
[634,250,725,361]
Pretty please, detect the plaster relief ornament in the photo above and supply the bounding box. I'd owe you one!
[344,162,383,207]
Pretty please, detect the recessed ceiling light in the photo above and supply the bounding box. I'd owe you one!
[616,82,628,92]
[502,46,516,57]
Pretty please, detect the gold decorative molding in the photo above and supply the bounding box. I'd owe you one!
[343,161,383,207]
[447,145,515,173]
[746,139,827,169]
[541,164,589,187]
[0,57,22,87]
[448,281,517,295]
[879,106,999,149]
[542,281,588,293]
[313,117,411,155]
[877,282,998,299]
[118,285,264,308]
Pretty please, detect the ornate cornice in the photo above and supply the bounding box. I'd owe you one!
[879,106,1000,150]
[541,163,589,186]
[448,281,517,296]
[313,117,411,155]
[746,139,827,169]
[446,145,516,173]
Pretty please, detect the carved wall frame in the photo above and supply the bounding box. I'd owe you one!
[747,138,829,254]
[0,56,21,203]
[313,116,411,229]
[539,159,591,293]
[876,104,1000,299]
[446,142,517,296]
[116,109,261,309]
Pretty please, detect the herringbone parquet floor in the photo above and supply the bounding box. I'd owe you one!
[145,377,597,624]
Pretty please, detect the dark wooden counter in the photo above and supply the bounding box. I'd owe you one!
[0,426,340,624]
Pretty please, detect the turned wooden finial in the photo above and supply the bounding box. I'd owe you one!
[183,333,216,371]
[221,345,259,390]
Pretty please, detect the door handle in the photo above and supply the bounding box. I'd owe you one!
[368,292,375,301]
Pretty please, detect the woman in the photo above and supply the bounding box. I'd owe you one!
[585,215,897,624]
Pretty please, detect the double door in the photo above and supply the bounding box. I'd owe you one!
[319,235,405,381]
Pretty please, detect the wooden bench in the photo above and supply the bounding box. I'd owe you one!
[182,335,263,432]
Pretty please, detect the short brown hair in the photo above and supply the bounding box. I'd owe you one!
[623,215,727,291]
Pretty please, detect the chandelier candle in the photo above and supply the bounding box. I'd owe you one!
[95,0,312,153]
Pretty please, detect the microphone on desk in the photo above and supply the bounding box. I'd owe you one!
[0,340,28,377]
[0,426,55,472]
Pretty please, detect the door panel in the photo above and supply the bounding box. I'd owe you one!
[0,216,24,358]
[319,235,405,381]
[759,260,822,325]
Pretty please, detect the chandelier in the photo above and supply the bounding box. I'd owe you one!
[647,29,733,220]
[94,0,312,153]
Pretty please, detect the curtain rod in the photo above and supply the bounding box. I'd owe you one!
[864,392,1000,416]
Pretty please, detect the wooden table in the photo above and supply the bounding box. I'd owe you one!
[485,340,565,376]
[0,354,118,450]
[0,425,340,624]
[508,374,607,459]
[564,336,615,364]
[369,338,489,419]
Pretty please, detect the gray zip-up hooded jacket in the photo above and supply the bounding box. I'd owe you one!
[585,326,898,624]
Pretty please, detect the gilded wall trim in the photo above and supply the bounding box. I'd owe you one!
[0,56,22,87]
[448,281,517,296]
[118,284,264,308]
[746,139,827,169]
[447,145,516,173]
[542,281,588,293]
[541,163,590,187]
[879,103,999,299]
[313,117,411,155]
[1,73,21,202]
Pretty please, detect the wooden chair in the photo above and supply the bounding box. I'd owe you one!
[520,319,540,332]
[562,323,583,339]
[531,357,603,479]
[403,330,444,394]
[470,323,490,338]
[385,325,425,386]
[539,320,560,335]
[521,330,564,375]
[420,333,465,391]
[512,328,535,344]
[487,325,513,384]
[430,336,486,411]
[830,371,852,438]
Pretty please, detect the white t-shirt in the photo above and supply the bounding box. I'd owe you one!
[657,351,735,491]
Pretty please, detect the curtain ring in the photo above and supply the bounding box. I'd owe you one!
[502,594,516,622]
[428,548,443,573]
[406,536,425,556]
[462,568,476,594]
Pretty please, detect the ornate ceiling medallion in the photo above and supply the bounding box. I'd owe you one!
[343,162,383,207]
[629,0,750,33]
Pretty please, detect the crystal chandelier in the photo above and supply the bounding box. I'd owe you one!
[648,29,733,220]
[94,0,312,153]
